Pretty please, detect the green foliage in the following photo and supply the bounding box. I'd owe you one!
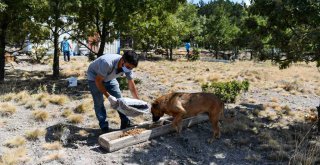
[0,0,40,81]
[117,77,142,90]
[31,46,48,63]
[204,5,240,52]
[189,48,200,61]
[249,0,320,68]
[202,80,249,103]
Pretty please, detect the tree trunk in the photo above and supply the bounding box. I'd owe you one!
[52,28,60,78]
[166,49,169,59]
[97,20,107,57]
[215,50,218,59]
[169,45,173,61]
[52,1,60,78]
[0,22,8,82]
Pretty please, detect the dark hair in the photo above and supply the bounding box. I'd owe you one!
[123,50,139,67]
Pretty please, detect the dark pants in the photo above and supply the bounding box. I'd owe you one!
[63,51,70,61]
[88,79,129,130]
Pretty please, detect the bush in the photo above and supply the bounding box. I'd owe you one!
[202,80,249,103]
[155,49,166,55]
[117,77,142,90]
[189,48,200,61]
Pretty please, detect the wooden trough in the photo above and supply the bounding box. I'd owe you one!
[99,114,209,152]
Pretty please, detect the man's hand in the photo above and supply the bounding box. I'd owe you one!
[108,95,119,109]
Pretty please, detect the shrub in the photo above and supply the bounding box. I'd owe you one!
[4,136,26,148]
[0,147,27,165]
[49,95,69,105]
[42,141,62,150]
[117,77,142,90]
[32,110,49,122]
[61,109,72,117]
[0,103,16,116]
[30,46,48,63]
[202,80,249,103]
[67,114,84,124]
[155,48,166,55]
[189,48,200,61]
[25,128,46,140]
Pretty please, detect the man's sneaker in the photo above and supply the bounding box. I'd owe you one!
[101,127,109,134]
[120,120,132,130]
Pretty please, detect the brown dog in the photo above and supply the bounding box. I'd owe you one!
[151,92,233,142]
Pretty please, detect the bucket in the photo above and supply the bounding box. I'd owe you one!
[67,77,77,87]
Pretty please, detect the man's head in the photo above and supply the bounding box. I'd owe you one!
[120,50,139,72]
[63,36,67,40]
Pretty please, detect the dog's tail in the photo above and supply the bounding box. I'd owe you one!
[220,102,235,123]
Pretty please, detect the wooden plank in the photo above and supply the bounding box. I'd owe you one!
[99,114,209,152]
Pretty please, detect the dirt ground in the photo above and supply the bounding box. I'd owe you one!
[0,54,319,165]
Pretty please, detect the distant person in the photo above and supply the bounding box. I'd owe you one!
[185,42,191,60]
[61,37,72,62]
[87,50,140,133]
[185,42,191,54]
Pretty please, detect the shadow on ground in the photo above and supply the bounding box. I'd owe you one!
[0,69,90,99]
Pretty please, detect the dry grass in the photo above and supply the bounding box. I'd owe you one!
[290,141,320,165]
[74,99,92,114]
[107,109,120,124]
[4,136,26,148]
[0,92,16,101]
[267,150,289,161]
[245,153,261,161]
[0,119,6,127]
[40,151,64,163]
[39,100,49,108]
[282,81,300,92]
[32,110,49,122]
[222,116,249,134]
[258,108,278,121]
[0,147,28,165]
[48,94,69,105]
[14,91,31,105]
[42,141,62,150]
[78,130,89,137]
[247,98,257,104]
[0,103,16,116]
[25,101,37,110]
[67,114,84,124]
[270,97,279,103]
[87,122,100,129]
[25,128,46,140]
[61,108,72,117]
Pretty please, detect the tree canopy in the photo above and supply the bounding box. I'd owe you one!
[1,0,319,81]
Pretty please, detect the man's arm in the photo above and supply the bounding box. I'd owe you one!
[69,41,72,49]
[128,79,139,99]
[95,75,110,98]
